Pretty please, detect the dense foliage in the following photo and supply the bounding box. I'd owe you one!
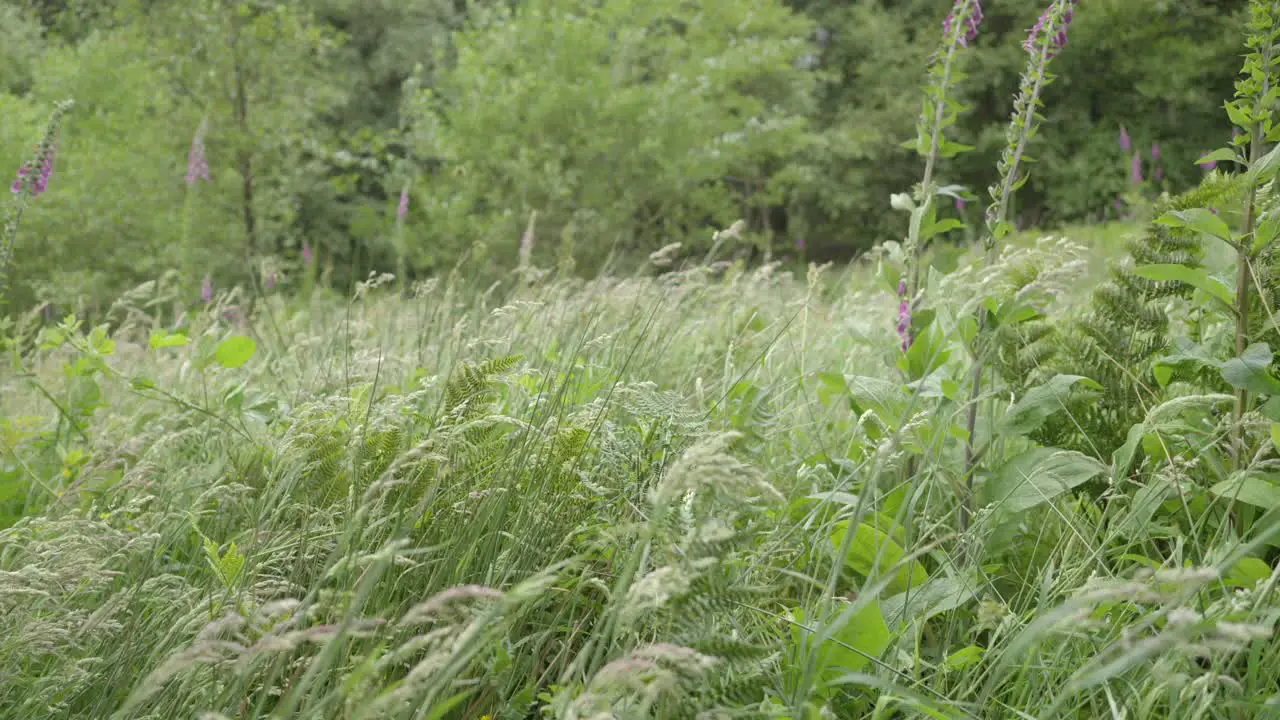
[0,0,1252,315]
[8,0,1280,719]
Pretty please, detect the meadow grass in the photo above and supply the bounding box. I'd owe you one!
[6,221,1279,719]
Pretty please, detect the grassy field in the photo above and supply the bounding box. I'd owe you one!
[8,220,1280,719]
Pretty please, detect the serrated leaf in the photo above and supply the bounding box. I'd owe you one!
[215,336,257,369]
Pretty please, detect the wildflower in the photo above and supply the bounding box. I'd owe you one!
[1150,142,1161,164]
[1199,153,1218,171]
[12,143,57,198]
[1129,152,1143,185]
[302,241,313,266]
[896,279,912,352]
[397,188,409,221]
[186,119,211,186]
[1119,126,1132,152]
[1154,166,1164,182]
[201,275,213,304]
[955,197,966,211]
[943,0,983,47]
[1023,0,1077,58]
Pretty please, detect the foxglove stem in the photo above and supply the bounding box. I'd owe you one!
[2,100,73,309]
[907,0,983,305]
[961,0,1075,536]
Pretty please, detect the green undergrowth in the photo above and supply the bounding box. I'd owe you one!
[3,220,1279,719]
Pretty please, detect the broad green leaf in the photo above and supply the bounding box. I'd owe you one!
[791,600,891,681]
[1272,423,1280,450]
[943,645,985,672]
[999,374,1102,436]
[881,574,979,625]
[1220,343,1280,395]
[1251,142,1280,184]
[844,375,908,427]
[1255,210,1280,254]
[1196,148,1239,167]
[1111,422,1145,483]
[830,521,928,594]
[1132,264,1234,310]
[982,447,1106,515]
[1225,557,1272,589]
[215,336,257,369]
[1209,472,1280,510]
[149,330,190,349]
[1154,209,1234,246]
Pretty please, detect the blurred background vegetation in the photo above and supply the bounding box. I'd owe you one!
[0,0,1248,314]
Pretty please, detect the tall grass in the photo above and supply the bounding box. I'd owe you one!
[5,0,1280,717]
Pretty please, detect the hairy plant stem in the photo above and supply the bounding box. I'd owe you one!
[908,24,963,298]
[1235,129,1264,468]
[959,33,1056,536]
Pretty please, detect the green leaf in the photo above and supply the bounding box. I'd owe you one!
[1255,210,1280,254]
[1132,264,1234,311]
[830,521,928,594]
[1220,343,1280,395]
[1251,142,1280,184]
[943,645,985,672]
[982,447,1106,515]
[1209,472,1280,510]
[1196,148,1239,167]
[1154,209,1234,246]
[149,330,190,349]
[1225,557,1272,589]
[999,374,1102,436]
[792,600,892,682]
[215,336,257,369]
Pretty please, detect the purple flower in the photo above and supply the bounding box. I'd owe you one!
[201,274,214,304]
[302,241,313,266]
[266,271,277,290]
[896,280,912,353]
[1114,197,1124,211]
[955,197,966,211]
[12,143,57,198]
[1129,153,1143,185]
[186,120,211,186]
[943,0,983,48]
[1154,166,1164,183]
[397,188,409,221]
[1023,0,1077,58]
[1119,126,1132,152]
[1199,153,1217,171]
[1150,142,1161,163]
[796,236,806,251]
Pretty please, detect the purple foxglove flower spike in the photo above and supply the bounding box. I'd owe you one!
[1129,153,1143,185]
[302,241,313,266]
[1150,142,1161,163]
[1119,126,1131,152]
[1023,0,1077,58]
[896,280,912,352]
[943,0,983,48]
[397,189,409,221]
[186,119,211,186]
[201,274,214,304]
